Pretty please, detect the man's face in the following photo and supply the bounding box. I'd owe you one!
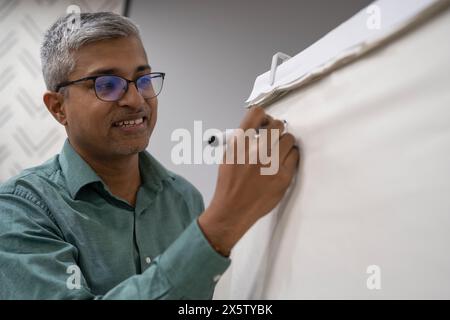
[62,36,157,159]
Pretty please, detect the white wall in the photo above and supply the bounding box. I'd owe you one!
[128,0,373,204]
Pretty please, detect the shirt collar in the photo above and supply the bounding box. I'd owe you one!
[59,138,175,199]
[138,148,176,194]
[59,139,101,199]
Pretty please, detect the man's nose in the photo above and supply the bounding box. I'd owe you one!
[118,82,145,109]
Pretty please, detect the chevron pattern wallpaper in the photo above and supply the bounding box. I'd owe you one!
[0,0,126,182]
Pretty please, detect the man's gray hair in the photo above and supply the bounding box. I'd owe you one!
[40,12,141,92]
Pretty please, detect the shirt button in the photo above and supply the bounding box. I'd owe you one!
[213,274,221,282]
[145,257,151,264]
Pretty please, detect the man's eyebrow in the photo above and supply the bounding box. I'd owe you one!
[86,68,119,76]
[136,64,151,72]
[86,65,152,76]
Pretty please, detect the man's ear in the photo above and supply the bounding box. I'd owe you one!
[43,91,68,125]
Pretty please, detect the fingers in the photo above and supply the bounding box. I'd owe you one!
[263,119,285,148]
[239,106,268,131]
[283,146,300,175]
[263,119,284,132]
[239,107,296,166]
[278,133,297,162]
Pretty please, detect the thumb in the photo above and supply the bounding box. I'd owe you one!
[239,106,270,131]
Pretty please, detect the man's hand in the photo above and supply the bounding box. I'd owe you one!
[198,106,300,256]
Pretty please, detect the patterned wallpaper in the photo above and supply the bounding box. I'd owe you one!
[0,0,126,181]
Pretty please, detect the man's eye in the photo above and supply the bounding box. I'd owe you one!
[96,82,115,91]
[138,77,152,87]
[100,83,114,89]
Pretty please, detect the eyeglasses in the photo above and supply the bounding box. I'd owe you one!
[55,72,165,102]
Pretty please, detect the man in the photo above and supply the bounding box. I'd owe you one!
[0,12,299,299]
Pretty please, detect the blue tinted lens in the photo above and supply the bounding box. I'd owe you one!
[137,74,162,98]
[95,76,126,101]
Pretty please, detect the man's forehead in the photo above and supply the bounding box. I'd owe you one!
[71,36,149,77]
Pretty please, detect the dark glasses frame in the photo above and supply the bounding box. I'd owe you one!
[55,72,166,102]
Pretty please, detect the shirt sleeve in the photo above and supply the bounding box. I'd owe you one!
[0,187,231,299]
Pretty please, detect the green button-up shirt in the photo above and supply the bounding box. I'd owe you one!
[0,139,230,299]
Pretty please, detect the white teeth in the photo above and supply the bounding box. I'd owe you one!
[114,117,144,127]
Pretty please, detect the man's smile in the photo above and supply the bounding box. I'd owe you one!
[112,115,149,133]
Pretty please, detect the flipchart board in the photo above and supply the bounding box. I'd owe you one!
[214,0,450,299]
